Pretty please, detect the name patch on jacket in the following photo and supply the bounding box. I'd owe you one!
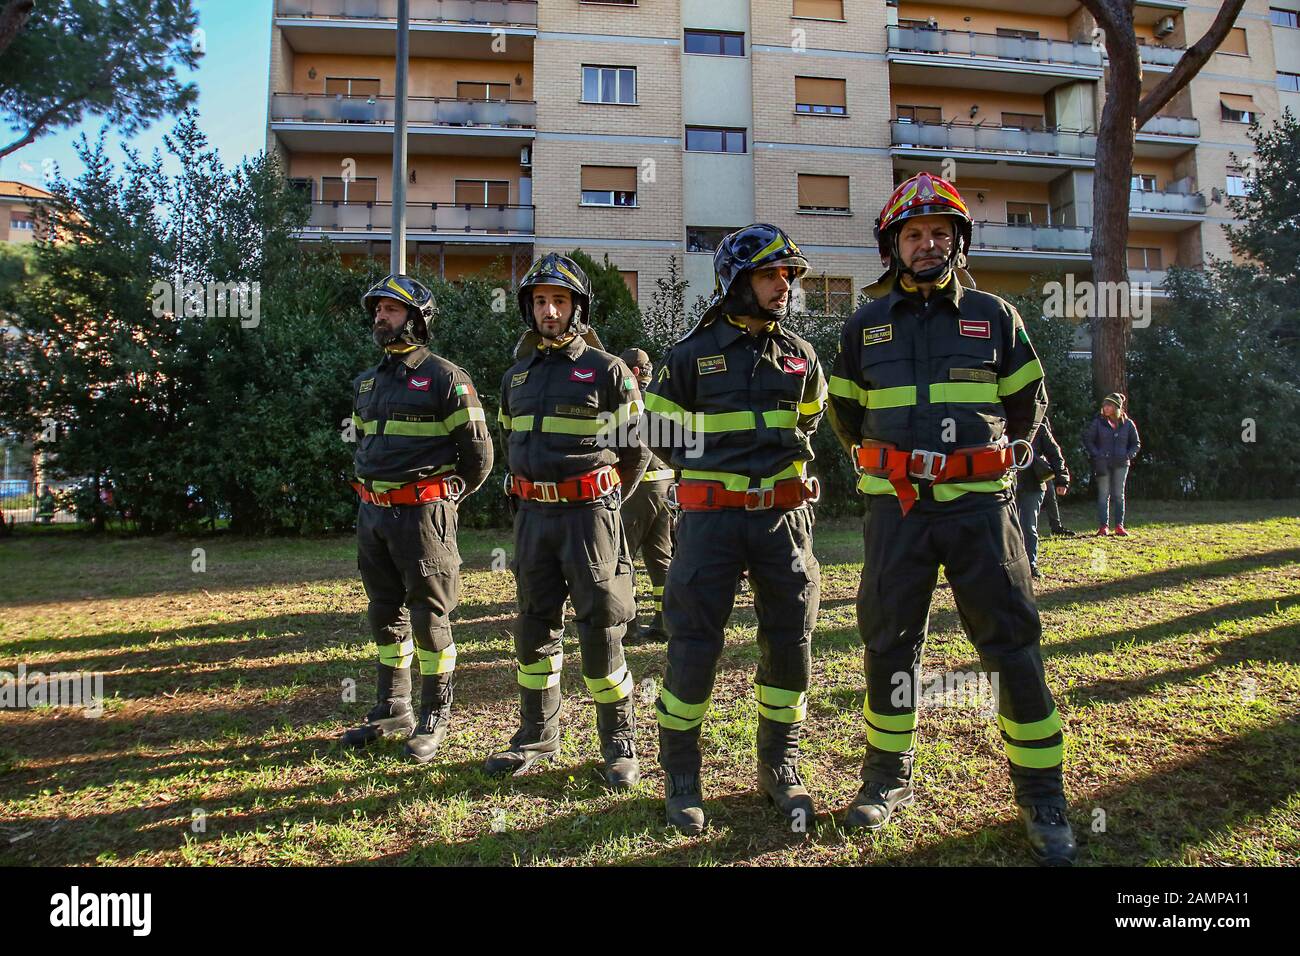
[950,368,996,383]
[697,355,727,375]
[570,368,596,383]
[408,376,431,391]
[556,404,598,419]
[358,378,375,394]
[511,371,529,388]
[863,325,892,346]
[782,356,808,376]
[958,319,991,339]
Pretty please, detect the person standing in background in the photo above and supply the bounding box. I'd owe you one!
[1084,393,1141,537]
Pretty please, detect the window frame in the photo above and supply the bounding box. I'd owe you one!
[1271,8,1298,28]
[323,76,382,98]
[684,126,748,153]
[1278,71,1300,93]
[683,29,745,57]
[454,179,511,206]
[321,175,379,204]
[581,65,637,105]
[802,274,854,315]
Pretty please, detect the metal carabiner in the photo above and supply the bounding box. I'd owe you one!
[1010,439,1035,471]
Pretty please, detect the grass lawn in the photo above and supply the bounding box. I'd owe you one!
[0,499,1296,867]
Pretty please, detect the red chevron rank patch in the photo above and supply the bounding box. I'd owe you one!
[782,356,808,375]
[570,368,595,383]
[408,376,431,391]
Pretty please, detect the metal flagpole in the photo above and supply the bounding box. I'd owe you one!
[390,0,410,275]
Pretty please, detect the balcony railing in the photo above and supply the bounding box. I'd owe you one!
[1139,115,1200,137]
[891,120,1096,160]
[303,201,534,234]
[272,93,536,128]
[1129,187,1205,215]
[888,26,1103,68]
[275,0,539,26]
[972,222,1092,253]
[1138,43,1184,67]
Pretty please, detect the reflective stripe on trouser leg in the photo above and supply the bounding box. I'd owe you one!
[755,684,807,723]
[656,686,709,730]
[518,652,563,689]
[417,644,456,675]
[584,663,633,703]
[998,707,1063,769]
[864,700,917,753]
[652,585,664,614]
[377,638,415,669]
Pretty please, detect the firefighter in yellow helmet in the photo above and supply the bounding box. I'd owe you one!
[827,173,1076,864]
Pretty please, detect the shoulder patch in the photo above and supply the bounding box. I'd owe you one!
[358,378,375,393]
[510,371,529,388]
[454,383,472,397]
[697,355,727,376]
[863,324,892,347]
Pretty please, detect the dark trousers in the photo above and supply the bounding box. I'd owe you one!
[620,479,673,638]
[1041,483,1066,532]
[357,499,461,700]
[857,494,1065,807]
[1016,486,1045,571]
[657,506,820,773]
[511,495,636,710]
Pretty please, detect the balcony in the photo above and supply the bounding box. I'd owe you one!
[1135,115,1200,158]
[1138,43,1184,70]
[887,26,1102,90]
[270,94,535,155]
[1130,182,1205,230]
[300,201,535,239]
[891,120,1096,168]
[276,0,538,25]
[968,221,1092,271]
[275,0,536,59]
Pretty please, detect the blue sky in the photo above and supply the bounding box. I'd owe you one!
[0,0,273,188]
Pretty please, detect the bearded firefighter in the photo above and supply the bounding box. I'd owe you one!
[342,274,494,763]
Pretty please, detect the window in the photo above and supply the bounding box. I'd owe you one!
[795,77,847,115]
[797,174,850,212]
[687,226,736,252]
[997,28,1040,40]
[793,0,844,20]
[454,180,510,206]
[457,81,511,101]
[321,176,377,204]
[288,178,315,202]
[1001,112,1045,131]
[619,271,638,300]
[898,18,937,31]
[684,30,744,56]
[1279,71,1300,93]
[896,104,942,124]
[803,275,854,315]
[685,126,747,153]
[582,66,636,105]
[324,77,381,97]
[1131,174,1158,192]
[1126,247,1163,271]
[9,211,34,230]
[1226,171,1251,197]
[1218,27,1248,55]
[581,166,638,206]
[1271,8,1298,28]
[1220,93,1258,123]
[1006,202,1049,225]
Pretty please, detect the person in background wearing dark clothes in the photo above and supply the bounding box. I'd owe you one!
[1083,392,1141,537]
[1015,419,1071,579]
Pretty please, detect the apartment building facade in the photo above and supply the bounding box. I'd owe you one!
[0,181,54,245]
[265,0,1293,317]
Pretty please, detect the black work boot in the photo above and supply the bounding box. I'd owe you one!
[596,697,640,790]
[341,664,415,748]
[483,685,560,776]
[665,772,705,835]
[406,674,452,763]
[1020,805,1077,866]
[843,780,915,831]
[756,717,815,825]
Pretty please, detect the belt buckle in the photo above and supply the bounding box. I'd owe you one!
[1009,439,1034,471]
[910,449,947,481]
[745,487,775,511]
[535,481,560,503]
[804,476,821,503]
[850,443,865,475]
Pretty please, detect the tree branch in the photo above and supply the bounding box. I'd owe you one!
[1137,0,1247,126]
[0,94,86,161]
